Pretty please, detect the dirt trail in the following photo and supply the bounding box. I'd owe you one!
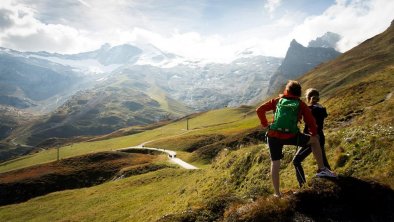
[117,143,199,170]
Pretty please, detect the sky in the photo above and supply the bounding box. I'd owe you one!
[0,0,393,62]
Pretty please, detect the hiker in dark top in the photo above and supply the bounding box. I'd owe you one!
[293,88,331,187]
[256,81,336,198]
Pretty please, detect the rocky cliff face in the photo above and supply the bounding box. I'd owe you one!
[267,39,341,96]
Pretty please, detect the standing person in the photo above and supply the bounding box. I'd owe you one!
[293,88,331,187]
[256,80,336,198]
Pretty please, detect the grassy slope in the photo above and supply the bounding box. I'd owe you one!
[0,152,172,207]
[0,169,201,222]
[0,146,274,222]
[297,21,394,186]
[147,86,193,116]
[0,144,354,222]
[0,106,256,173]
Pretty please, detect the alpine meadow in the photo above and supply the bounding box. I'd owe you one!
[0,1,393,222]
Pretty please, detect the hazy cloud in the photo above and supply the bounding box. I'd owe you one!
[264,0,282,13]
[0,0,98,53]
[291,0,394,52]
[0,8,14,30]
[77,0,91,8]
[0,0,393,59]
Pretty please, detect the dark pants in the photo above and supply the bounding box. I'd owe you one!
[267,133,310,161]
[293,134,331,187]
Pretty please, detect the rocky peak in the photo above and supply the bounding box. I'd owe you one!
[99,43,111,51]
[266,37,341,96]
[308,32,341,48]
[290,39,303,48]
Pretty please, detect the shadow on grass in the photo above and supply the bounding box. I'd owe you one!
[293,176,394,222]
[158,176,394,222]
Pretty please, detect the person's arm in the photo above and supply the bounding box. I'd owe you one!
[301,102,318,136]
[256,99,276,128]
[316,103,328,119]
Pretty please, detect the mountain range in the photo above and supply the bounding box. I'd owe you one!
[0,32,342,160]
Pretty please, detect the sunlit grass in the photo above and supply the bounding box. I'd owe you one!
[1,131,393,221]
[0,146,272,222]
[0,168,205,222]
[0,107,254,173]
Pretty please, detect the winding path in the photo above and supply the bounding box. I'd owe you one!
[116,142,198,170]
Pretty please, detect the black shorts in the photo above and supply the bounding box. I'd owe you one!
[267,133,310,161]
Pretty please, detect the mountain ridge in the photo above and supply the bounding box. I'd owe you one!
[298,19,394,128]
[267,39,341,96]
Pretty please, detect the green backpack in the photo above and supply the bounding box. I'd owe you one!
[270,98,300,133]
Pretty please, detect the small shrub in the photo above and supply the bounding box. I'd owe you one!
[335,153,349,168]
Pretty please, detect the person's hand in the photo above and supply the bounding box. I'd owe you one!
[262,125,270,143]
[262,125,270,133]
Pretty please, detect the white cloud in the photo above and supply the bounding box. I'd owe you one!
[264,0,282,13]
[0,0,393,61]
[291,0,394,52]
[114,28,237,63]
[0,0,99,53]
[0,0,299,59]
[77,0,92,8]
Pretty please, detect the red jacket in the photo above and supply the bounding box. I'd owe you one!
[256,93,318,139]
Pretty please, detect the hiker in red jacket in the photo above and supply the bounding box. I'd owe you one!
[256,80,336,198]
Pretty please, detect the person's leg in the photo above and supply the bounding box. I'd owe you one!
[308,135,336,177]
[284,133,323,169]
[267,136,283,196]
[308,135,325,169]
[293,146,312,187]
[294,133,334,175]
[271,160,281,196]
[288,133,336,178]
[319,134,331,170]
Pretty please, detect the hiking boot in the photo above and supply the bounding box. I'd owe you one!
[273,193,282,198]
[316,167,337,178]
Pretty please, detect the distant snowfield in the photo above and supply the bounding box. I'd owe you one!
[28,55,123,74]
[29,52,208,71]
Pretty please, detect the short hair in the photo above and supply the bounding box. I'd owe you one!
[285,80,302,97]
[305,88,320,103]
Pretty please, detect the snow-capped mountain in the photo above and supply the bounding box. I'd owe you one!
[0,42,283,113]
[308,32,341,49]
[0,42,284,150]
[26,43,198,74]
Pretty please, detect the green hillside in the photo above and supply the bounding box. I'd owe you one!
[19,71,194,147]
[1,145,392,221]
[0,106,256,173]
[298,20,394,186]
